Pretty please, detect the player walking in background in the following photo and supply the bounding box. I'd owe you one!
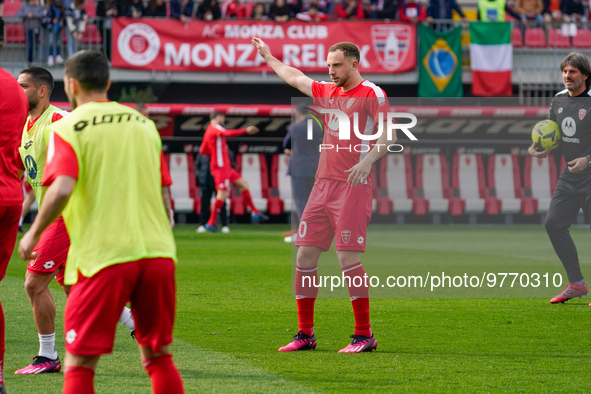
[19,50,183,393]
[15,67,136,375]
[529,52,591,304]
[252,38,395,352]
[0,16,29,391]
[195,153,230,233]
[200,111,265,232]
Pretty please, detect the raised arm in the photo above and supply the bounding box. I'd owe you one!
[252,37,314,97]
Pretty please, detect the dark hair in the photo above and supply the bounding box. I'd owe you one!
[0,17,4,52]
[210,111,224,120]
[561,52,591,90]
[328,42,360,63]
[308,3,319,11]
[64,50,110,92]
[20,66,55,94]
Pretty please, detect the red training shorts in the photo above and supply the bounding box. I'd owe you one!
[295,178,372,252]
[0,205,21,281]
[28,216,69,285]
[211,167,241,191]
[64,257,176,356]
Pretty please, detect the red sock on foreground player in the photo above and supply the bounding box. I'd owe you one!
[278,265,319,352]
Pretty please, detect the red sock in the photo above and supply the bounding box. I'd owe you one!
[0,300,4,386]
[207,198,225,226]
[241,189,259,214]
[342,262,372,337]
[64,366,95,394]
[295,265,318,336]
[143,354,184,394]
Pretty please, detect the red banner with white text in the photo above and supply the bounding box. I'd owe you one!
[112,18,416,73]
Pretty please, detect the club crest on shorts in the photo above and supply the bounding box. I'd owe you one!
[341,230,351,244]
[580,108,587,120]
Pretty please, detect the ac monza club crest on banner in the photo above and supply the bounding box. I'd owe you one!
[341,230,351,244]
[371,25,412,72]
[580,108,586,120]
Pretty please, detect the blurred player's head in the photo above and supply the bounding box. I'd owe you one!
[64,50,110,109]
[294,106,307,122]
[210,111,225,125]
[18,66,54,112]
[0,17,4,54]
[135,102,149,117]
[327,42,360,88]
[560,52,591,93]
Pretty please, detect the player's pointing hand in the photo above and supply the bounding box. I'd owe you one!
[252,37,271,60]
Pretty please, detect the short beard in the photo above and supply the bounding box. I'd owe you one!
[28,98,39,111]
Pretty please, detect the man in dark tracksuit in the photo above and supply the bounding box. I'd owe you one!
[530,52,591,304]
[282,107,322,242]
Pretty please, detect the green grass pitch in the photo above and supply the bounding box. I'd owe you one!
[3,224,591,393]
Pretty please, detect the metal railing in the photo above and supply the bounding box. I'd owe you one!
[0,15,106,67]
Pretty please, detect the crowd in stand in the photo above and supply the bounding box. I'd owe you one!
[1,0,590,65]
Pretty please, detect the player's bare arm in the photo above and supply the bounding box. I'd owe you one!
[345,121,396,186]
[252,37,313,97]
[162,185,175,228]
[528,142,551,159]
[19,175,76,260]
[246,126,259,134]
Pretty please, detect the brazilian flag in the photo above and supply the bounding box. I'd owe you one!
[418,24,463,97]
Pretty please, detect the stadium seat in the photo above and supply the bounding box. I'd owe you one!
[415,154,450,214]
[378,153,421,215]
[269,154,290,214]
[449,154,493,215]
[84,0,97,17]
[6,22,25,44]
[573,29,591,48]
[3,0,23,16]
[487,154,534,215]
[523,155,558,213]
[235,153,269,214]
[370,164,379,212]
[559,155,566,173]
[165,153,200,214]
[548,28,571,48]
[512,27,523,48]
[524,28,547,48]
[84,23,103,45]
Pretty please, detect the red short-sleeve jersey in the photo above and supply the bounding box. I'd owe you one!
[311,80,391,183]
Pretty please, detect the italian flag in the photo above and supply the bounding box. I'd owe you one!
[469,22,512,96]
